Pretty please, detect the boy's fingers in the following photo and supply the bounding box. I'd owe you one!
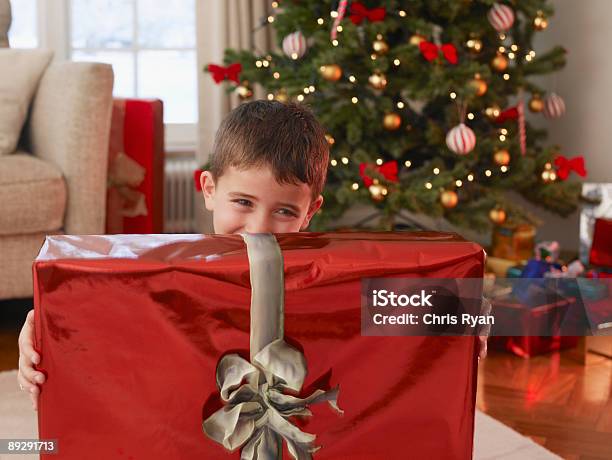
[18,355,45,385]
[30,393,38,411]
[17,370,37,395]
[18,310,40,365]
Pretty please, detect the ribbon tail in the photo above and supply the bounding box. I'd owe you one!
[240,427,281,460]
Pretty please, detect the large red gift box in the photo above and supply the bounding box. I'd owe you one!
[33,232,484,459]
[106,98,164,234]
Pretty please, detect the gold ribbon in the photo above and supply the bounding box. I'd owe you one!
[203,233,343,459]
[107,151,148,218]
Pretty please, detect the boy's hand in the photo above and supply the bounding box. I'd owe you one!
[478,335,488,361]
[477,297,492,362]
[17,309,45,410]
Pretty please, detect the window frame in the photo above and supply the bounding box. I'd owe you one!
[31,0,198,151]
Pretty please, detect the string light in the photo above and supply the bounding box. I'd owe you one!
[349,75,356,83]
[267,15,275,23]
[467,173,474,181]
[332,39,339,46]
[303,87,310,94]
[455,180,463,187]
[267,93,274,100]
[330,10,338,18]
[498,46,506,53]
[450,92,457,99]
[331,159,338,166]
[499,33,506,40]
[370,53,377,60]
[393,58,401,66]
[425,182,433,189]
[525,54,533,62]
[433,167,440,175]
[271,1,279,7]
[399,10,407,17]
[510,44,518,51]
[376,158,383,165]
[503,73,510,80]
[405,160,411,167]
[501,128,508,135]
[351,96,358,104]
[273,72,280,79]
[336,25,343,32]
[501,165,508,172]
[297,94,305,102]
[291,52,299,59]
[256,60,263,68]
[467,112,475,120]
[529,50,536,58]
[485,169,492,177]
[309,85,315,92]
[317,18,324,25]
[352,183,359,190]
[508,52,515,60]
[341,157,349,164]
[397,101,405,109]
[382,188,388,196]
[262,60,270,68]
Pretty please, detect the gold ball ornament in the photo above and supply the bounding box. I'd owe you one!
[235,81,253,100]
[533,11,548,31]
[465,38,483,54]
[320,64,342,82]
[409,34,426,46]
[369,184,387,202]
[528,94,544,113]
[275,90,288,103]
[493,149,511,166]
[485,105,501,120]
[489,208,507,225]
[469,74,487,97]
[491,53,508,72]
[383,112,402,131]
[440,190,459,209]
[368,71,387,90]
[372,34,389,55]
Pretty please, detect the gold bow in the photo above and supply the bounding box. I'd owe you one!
[202,233,343,459]
[107,151,148,218]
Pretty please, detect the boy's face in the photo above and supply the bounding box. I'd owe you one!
[200,165,324,234]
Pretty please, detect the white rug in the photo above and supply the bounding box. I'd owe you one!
[0,369,560,459]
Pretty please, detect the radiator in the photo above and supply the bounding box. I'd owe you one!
[164,156,198,233]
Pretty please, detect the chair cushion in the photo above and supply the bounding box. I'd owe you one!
[0,49,53,155]
[0,152,67,235]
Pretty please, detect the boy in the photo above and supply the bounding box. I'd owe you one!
[17,100,487,410]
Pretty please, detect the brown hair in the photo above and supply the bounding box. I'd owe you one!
[209,100,329,200]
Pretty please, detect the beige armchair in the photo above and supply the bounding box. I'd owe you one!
[0,62,114,299]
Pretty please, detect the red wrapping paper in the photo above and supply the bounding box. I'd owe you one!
[589,218,612,267]
[106,98,165,234]
[33,232,484,459]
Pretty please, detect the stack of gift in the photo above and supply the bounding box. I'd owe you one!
[106,98,164,234]
[488,240,611,357]
[33,232,484,459]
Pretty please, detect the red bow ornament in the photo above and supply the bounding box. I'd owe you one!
[207,62,242,84]
[419,41,458,65]
[349,2,386,25]
[359,160,398,187]
[554,155,587,180]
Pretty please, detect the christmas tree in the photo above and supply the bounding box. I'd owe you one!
[205,0,586,232]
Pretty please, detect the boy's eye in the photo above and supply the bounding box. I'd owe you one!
[233,199,252,207]
[277,208,298,217]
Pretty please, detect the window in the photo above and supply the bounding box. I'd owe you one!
[7,0,38,48]
[8,0,198,150]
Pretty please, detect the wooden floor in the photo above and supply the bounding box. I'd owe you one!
[1,298,611,459]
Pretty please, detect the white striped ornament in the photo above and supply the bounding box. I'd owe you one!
[543,93,566,119]
[446,123,476,155]
[487,3,515,32]
[282,31,307,60]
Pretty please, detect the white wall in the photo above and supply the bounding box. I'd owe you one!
[525,0,612,251]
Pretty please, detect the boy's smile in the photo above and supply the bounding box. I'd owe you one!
[200,165,323,234]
